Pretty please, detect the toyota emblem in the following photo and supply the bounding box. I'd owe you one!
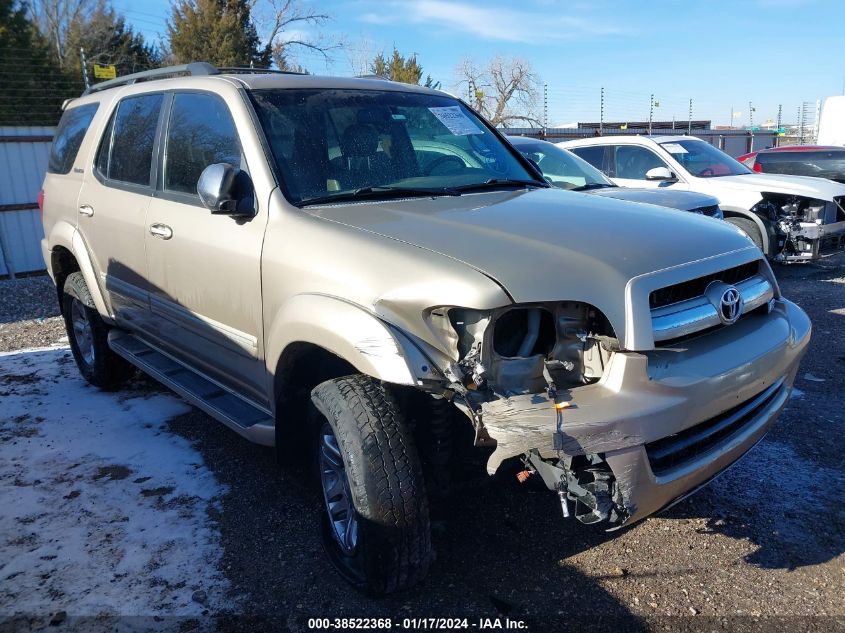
[719,287,742,324]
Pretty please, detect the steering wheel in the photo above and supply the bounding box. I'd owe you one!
[699,167,714,177]
[424,155,466,176]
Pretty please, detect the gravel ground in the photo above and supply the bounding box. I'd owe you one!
[0,275,64,352]
[1,261,843,632]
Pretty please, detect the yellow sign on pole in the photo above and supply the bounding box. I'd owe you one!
[93,64,116,80]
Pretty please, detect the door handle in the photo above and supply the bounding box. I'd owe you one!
[149,223,173,240]
[78,205,94,217]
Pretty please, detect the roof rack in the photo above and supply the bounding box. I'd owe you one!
[215,67,307,76]
[355,74,390,81]
[83,62,218,95]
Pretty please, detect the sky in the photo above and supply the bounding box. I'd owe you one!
[113,0,845,128]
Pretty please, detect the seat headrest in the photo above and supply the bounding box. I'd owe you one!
[340,124,379,159]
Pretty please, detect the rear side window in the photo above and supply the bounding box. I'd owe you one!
[48,103,99,174]
[164,93,242,194]
[570,146,606,172]
[96,93,163,186]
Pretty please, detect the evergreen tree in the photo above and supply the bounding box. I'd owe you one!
[167,0,267,67]
[371,48,438,88]
[0,0,69,124]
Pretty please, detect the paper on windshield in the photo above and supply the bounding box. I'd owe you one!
[662,143,688,154]
[428,106,483,135]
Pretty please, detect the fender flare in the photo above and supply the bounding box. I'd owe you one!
[265,294,443,387]
[47,221,111,318]
[721,206,773,255]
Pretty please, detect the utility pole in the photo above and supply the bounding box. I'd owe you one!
[688,99,692,134]
[749,101,754,128]
[80,47,90,91]
[730,105,733,129]
[543,83,548,137]
[600,86,604,136]
[648,94,654,135]
[776,104,782,130]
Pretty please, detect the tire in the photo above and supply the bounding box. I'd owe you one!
[310,375,432,595]
[726,216,765,254]
[62,272,133,390]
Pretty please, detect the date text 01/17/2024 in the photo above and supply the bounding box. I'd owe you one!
[307,618,529,630]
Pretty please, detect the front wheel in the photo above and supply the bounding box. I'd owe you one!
[310,375,432,595]
[726,216,766,254]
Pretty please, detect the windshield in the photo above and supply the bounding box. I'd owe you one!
[249,88,540,205]
[659,139,752,178]
[512,140,614,189]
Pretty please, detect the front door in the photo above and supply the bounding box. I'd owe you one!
[143,92,268,406]
[611,145,688,190]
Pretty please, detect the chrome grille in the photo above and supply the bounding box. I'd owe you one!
[650,264,774,343]
[649,261,759,310]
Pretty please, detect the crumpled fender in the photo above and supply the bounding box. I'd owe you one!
[264,294,443,386]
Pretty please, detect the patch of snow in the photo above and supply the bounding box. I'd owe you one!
[0,346,231,619]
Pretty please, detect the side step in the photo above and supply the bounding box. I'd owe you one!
[108,330,275,446]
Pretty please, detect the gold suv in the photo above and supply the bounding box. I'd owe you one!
[41,63,811,595]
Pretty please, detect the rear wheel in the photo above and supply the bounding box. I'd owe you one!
[62,272,133,389]
[726,216,765,254]
[310,375,432,595]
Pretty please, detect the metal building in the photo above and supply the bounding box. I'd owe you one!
[0,126,53,278]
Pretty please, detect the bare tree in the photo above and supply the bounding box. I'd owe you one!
[27,0,95,68]
[454,56,542,127]
[256,0,341,70]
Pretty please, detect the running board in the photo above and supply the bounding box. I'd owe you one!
[108,330,275,446]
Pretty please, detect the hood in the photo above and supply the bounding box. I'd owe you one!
[707,173,845,200]
[588,187,719,211]
[306,188,754,338]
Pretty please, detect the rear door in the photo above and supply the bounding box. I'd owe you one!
[75,92,164,327]
[143,91,269,406]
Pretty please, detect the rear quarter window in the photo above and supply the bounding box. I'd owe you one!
[47,103,99,174]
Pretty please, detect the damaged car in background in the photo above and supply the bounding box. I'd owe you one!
[563,135,845,262]
[42,66,811,596]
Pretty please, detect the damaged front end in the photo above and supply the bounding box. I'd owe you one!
[426,301,630,528]
[754,192,845,262]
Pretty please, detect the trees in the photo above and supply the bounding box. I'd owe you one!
[258,0,337,71]
[26,0,94,70]
[371,47,438,88]
[0,0,75,124]
[167,0,337,71]
[454,56,542,127]
[168,0,264,67]
[65,1,160,77]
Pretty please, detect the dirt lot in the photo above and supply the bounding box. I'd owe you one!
[0,257,843,632]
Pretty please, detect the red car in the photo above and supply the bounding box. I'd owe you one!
[738,145,845,183]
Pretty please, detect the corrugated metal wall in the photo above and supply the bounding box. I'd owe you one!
[0,126,54,277]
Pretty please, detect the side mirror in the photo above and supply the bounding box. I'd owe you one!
[197,163,255,216]
[645,166,677,181]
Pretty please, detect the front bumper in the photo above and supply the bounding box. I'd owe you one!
[480,298,811,526]
[777,219,845,262]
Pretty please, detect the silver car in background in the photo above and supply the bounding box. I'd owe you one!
[508,135,724,218]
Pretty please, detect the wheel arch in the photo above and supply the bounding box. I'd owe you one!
[721,206,773,256]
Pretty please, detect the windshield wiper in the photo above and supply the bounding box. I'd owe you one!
[452,178,548,193]
[300,185,461,206]
[571,182,616,191]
